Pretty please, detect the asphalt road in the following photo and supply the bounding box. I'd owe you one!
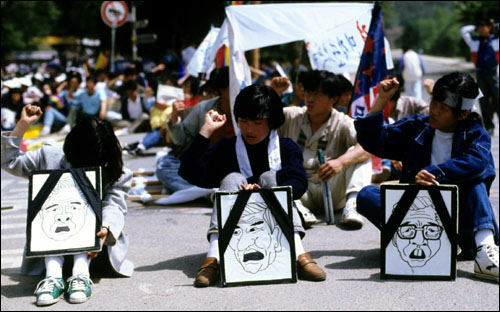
[1,57,498,311]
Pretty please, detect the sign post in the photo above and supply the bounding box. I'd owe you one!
[101,1,129,72]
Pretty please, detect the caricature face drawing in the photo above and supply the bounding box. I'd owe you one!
[228,202,283,274]
[40,177,88,241]
[392,196,443,268]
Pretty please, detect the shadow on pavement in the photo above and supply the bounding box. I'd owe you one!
[134,252,205,278]
[308,248,379,270]
[1,268,40,299]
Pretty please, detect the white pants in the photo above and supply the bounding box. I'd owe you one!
[300,158,372,213]
[405,79,422,100]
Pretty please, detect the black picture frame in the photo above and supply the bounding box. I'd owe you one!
[26,167,102,258]
[381,184,458,280]
[216,186,297,287]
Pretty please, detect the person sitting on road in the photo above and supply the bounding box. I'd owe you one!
[355,72,499,283]
[278,70,372,229]
[179,84,326,287]
[155,67,234,194]
[1,104,134,306]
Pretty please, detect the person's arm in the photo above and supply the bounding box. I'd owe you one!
[460,25,476,48]
[354,78,413,161]
[87,167,132,260]
[107,74,124,89]
[318,143,370,182]
[98,90,107,120]
[167,98,216,146]
[1,104,45,178]
[370,78,399,114]
[56,81,68,94]
[276,139,308,200]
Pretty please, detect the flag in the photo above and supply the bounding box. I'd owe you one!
[348,3,389,173]
[216,44,230,68]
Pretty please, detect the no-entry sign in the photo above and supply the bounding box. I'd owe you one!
[101,1,129,28]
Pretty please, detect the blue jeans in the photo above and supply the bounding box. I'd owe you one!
[43,108,67,127]
[357,183,499,258]
[155,153,193,192]
[141,129,165,150]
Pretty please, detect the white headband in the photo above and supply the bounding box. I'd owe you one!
[443,89,484,111]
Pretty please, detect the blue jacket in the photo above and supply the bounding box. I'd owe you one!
[354,112,496,189]
[179,133,308,200]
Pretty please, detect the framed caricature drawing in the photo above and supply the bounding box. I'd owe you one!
[26,167,102,257]
[216,186,296,287]
[381,184,458,280]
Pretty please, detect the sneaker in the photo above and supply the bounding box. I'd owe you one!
[474,244,499,282]
[129,147,144,156]
[123,142,139,151]
[67,274,93,304]
[341,201,364,229]
[294,200,318,228]
[57,124,71,135]
[34,277,66,306]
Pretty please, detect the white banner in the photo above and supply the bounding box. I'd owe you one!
[305,10,371,74]
[187,26,220,77]
[224,3,387,132]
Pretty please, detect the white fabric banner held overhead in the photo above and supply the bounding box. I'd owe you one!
[225,2,385,132]
[187,26,220,77]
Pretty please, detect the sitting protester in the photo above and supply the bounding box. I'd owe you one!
[355,72,499,282]
[179,84,327,287]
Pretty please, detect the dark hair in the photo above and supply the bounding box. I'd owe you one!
[432,72,479,117]
[234,84,285,130]
[63,116,123,188]
[86,75,97,84]
[336,75,353,94]
[183,76,201,96]
[67,72,82,84]
[124,67,137,77]
[209,67,229,92]
[302,70,341,99]
[123,79,138,92]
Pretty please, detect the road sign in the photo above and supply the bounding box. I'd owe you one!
[136,33,157,44]
[101,1,129,28]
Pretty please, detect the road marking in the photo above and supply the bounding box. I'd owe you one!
[1,213,27,220]
[1,233,25,239]
[1,248,24,255]
[1,256,22,269]
[1,223,25,229]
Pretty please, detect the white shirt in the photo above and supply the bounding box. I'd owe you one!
[127,96,142,120]
[431,129,454,165]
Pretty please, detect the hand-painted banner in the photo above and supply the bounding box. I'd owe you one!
[187,26,220,77]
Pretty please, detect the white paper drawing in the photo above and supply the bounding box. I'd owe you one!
[219,190,293,284]
[385,189,453,276]
[29,171,99,255]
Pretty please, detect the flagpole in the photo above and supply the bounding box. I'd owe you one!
[348,1,382,117]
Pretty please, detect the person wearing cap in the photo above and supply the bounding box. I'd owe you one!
[460,19,499,136]
[355,72,499,283]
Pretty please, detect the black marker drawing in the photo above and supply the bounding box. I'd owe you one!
[392,196,443,268]
[228,201,283,274]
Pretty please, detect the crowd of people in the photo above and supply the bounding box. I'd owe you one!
[1,18,498,307]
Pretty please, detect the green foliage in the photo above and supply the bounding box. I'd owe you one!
[395,1,498,58]
[1,1,61,59]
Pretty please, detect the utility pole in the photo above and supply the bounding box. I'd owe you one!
[131,3,138,61]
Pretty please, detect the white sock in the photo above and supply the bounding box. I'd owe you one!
[206,234,219,260]
[474,229,495,247]
[345,192,357,209]
[294,232,306,259]
[45,256,64,278]
[72,253,90,277]
[137,143,146,152]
